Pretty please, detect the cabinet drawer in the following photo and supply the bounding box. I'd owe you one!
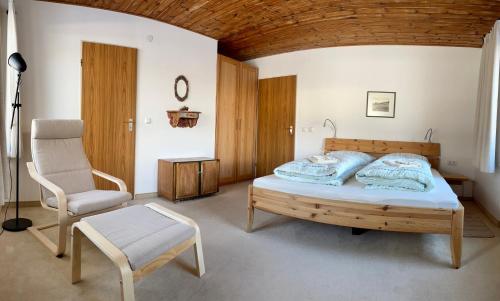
[175,162,199,199]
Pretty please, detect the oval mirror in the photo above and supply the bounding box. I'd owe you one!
[175,75,189,102]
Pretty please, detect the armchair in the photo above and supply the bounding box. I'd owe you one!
[27,119,132,257]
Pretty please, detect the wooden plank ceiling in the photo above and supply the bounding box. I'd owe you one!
[43,0,499,60]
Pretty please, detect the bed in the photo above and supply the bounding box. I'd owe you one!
[246,138,464,268]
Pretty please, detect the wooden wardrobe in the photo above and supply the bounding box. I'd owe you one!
[215,55,258,185]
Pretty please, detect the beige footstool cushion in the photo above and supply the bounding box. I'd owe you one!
[71,203,205,301]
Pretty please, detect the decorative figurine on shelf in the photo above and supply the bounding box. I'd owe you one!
[167,106,201,128]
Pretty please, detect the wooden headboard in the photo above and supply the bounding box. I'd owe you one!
[324,138,441,169]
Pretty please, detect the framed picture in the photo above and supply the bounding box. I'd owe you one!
[366,91,396,118]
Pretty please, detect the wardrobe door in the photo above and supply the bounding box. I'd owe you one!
[215,55,239,185]
[236,64,258,181]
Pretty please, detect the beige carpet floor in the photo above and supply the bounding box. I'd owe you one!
[1,181,500,301]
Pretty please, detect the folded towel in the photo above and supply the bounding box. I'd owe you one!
[383,160,422,169]
[308,155,339,164]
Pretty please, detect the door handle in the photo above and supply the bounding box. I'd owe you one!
[124,118,135,132]
[289,125,294,135]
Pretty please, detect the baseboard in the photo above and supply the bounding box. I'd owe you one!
[473,199,500,227]
[1,200,41,208]
[134,192,158,200]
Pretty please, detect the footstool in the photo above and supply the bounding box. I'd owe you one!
[71,203,205,301]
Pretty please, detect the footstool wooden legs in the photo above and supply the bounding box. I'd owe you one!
[146,203,206,277]
[71,221,136,300]
[71,203,205,301]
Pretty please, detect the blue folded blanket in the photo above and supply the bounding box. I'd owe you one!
[355,153,435,192]
[274,151,374,186]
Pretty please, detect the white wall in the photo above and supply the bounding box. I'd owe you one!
[248,46,481,181]
[0,1,484,205]
[475,171,500,220]
[2,0,217,200]
[0,8,7,204]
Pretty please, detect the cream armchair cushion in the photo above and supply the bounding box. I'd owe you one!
[46,190,131,215]
[31,120,95,198]
[28,119,132,257]
[31,119,132,213]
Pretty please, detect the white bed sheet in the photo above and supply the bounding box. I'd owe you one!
[253,169,459,209]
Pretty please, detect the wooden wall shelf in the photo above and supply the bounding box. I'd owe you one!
[167,110,201,128]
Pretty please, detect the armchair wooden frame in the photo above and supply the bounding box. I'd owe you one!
[26,162,128,257]
[247,138,464,268]
[71,203,205,301]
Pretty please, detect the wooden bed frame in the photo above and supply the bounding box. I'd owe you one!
[247,138,464,268]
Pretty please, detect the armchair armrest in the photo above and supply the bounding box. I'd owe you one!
[92,169,128,192]
[26,162,68,212]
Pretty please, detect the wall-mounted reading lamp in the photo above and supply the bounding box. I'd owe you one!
[424,128,433,143]
[323,118,337,138]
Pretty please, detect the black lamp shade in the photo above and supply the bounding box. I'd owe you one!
[8,52,27,73]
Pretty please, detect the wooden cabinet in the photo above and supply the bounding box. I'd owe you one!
[158,158,219,202]
[215,54,258,185]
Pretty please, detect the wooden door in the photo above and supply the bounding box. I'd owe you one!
[256,75,296,177]
[175,163,199,199]
[236,64,258,181]
[81,42,137,194]
[201,160,219,194]
[215,55,239,185]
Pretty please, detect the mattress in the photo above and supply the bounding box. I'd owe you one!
[253,169,459,209]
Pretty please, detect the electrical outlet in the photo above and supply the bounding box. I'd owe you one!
[447,160,458,167]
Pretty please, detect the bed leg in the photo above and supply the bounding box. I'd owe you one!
[246,185,254,233]
[450,206,464,269]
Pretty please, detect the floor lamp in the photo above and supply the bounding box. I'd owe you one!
[2,52,32,232]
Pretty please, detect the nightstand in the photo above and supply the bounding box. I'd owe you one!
[440,172,471,200]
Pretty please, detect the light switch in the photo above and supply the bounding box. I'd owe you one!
[144,117,152,124]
